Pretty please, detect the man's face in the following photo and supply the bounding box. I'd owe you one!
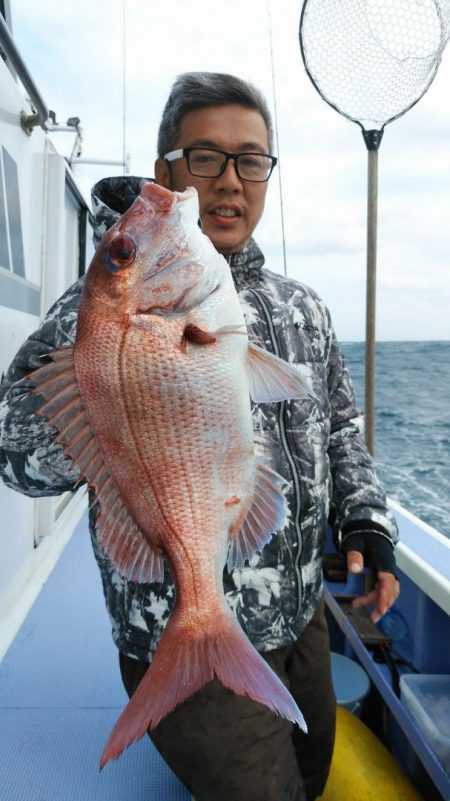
[155,104,270,255]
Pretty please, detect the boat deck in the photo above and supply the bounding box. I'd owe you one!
[0,511,191,801]
[2,503,450,800]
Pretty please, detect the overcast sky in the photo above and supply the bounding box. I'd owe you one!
[10,0,450,341]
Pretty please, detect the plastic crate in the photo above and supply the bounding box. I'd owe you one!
[400,674,450,772]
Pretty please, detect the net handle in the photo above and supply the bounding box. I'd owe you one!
[365,146,379,456]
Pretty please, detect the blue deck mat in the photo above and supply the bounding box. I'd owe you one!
[0,511,191,801]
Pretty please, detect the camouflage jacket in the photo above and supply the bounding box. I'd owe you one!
[0,177,398,661]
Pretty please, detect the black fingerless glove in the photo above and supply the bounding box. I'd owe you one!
[341,531,397,575]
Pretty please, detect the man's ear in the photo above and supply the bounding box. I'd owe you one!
[154,158,171,188]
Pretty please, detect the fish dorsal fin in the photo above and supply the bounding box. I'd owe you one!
[30,347,164,584]
[227,463,287,571]
[247,342,316,403]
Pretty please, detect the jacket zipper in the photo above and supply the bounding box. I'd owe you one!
[248,289,303,618]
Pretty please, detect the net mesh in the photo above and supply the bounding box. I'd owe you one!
[300,0,450,128]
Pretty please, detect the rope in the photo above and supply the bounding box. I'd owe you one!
[267,0,288,278]
[122,0,127,174]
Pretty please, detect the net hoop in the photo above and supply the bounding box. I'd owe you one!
[299,0,449,133]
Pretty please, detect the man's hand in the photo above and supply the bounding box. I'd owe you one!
[342,533,400,624]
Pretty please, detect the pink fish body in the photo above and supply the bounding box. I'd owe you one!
[29,183,312,767]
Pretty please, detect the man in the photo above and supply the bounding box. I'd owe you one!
[0,73,399,801]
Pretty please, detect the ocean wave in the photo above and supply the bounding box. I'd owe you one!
[342,341,450,539]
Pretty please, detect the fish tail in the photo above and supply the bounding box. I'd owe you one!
[99,610,307,769]
[212,612,307,732]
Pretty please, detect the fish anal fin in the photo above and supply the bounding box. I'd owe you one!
[227,463,287,571]
[28,347,164,585]
[248,342,316,403]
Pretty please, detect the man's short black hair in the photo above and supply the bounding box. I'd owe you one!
[157,72,274,157]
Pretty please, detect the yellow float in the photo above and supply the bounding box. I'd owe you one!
[319,706,423,801]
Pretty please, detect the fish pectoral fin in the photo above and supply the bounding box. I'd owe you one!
[181,324,217,347]
[215,324,247,336]
[247,342,317,403]
[227,463,287,571]
[181,322,247,349]
[29,347,164,585]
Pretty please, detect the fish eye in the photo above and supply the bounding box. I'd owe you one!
[106,234,137,271]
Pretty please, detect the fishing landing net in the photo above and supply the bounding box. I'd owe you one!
[300,0,450,134]
[299,0,450,453]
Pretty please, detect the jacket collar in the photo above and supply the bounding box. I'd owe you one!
[224,239,265,289]
[91,176,152,247]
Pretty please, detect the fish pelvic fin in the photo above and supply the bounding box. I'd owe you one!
[248,342,317,403]
[99,608,307,769]
[227,462,287,571]
[28,347,164,584]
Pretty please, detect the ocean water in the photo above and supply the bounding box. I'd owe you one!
[341,341,450,539]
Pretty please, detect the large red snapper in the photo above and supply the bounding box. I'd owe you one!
[29,183,312,768]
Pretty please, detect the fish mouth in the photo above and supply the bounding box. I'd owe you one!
[140,182,177,212]
[174,186,197,203]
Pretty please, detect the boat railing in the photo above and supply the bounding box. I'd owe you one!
[325,500,450,800]
[389,498,450,618]
[0,12,48,132]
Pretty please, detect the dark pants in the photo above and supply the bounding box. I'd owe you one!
[119,597,336,801]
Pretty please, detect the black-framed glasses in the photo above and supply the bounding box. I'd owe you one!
[164,147,277,183]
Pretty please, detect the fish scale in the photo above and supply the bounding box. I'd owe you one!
[117,326,250,535]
